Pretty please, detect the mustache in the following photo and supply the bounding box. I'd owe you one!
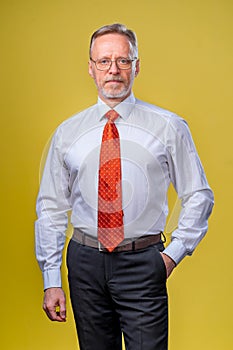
[104,77,124,83]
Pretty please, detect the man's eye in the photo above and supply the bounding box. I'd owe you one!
[99,59,110,65]
[119,58,129,65]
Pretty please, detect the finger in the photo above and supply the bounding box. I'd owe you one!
[43,304,57,321]
[43,304,65,322]
[58,302,66,321]
[56,304,66,322]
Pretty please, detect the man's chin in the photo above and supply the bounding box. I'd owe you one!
[102,88,128,100]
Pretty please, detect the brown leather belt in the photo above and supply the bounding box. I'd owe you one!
[73,229,162,252]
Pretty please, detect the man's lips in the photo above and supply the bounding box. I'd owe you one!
[105,80,123,85]
[105,77,123,82]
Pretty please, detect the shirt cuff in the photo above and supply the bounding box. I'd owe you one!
[163,238,188,265]
[43,269,62,290]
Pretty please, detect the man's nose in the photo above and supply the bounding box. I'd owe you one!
[108,60,120,74]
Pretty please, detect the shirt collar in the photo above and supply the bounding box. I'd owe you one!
[97,93,136,121]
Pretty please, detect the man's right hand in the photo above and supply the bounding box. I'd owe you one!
[43,287,66,322]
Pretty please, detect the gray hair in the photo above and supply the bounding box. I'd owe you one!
[89,23,138,59]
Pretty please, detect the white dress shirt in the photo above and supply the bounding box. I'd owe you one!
[35,93,214,289]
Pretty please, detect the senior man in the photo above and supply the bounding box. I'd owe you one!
[35,23,214,350]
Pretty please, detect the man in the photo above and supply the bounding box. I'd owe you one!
[35,23,214,349]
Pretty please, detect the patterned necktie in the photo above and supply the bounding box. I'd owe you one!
[98,110,124,252]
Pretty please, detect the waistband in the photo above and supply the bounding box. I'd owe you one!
[72,229,163,253]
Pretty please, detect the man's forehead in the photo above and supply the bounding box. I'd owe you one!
[91,33,130,52]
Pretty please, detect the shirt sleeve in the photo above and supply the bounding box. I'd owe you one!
[35,127,71,290]
[163,116,214,264]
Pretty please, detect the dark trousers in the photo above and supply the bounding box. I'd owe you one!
[67,239,168,350]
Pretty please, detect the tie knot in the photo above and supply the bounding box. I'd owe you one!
[105,110,119,122]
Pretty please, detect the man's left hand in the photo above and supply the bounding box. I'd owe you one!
[160,253,176,278]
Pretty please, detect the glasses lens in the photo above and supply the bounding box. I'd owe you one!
[116,58,132,69]
[94,58,135,70]
[96,59,111,70]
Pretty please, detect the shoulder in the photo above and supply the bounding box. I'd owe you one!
[132,98,195,148]
[57,103,97,130]
[134,98,189,129]
[51,103,98,138]
[48,103,99,151]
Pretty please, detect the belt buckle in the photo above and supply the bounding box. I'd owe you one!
[98,241,104,252]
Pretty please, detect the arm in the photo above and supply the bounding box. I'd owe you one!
[163,117,214,267]
[35,128,71,320]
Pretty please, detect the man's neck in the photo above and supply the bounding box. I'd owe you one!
[99,92,131,108]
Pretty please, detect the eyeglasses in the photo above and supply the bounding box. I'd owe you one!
[90,57,137,71]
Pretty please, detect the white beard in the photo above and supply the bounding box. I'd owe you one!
[100,85,130,99]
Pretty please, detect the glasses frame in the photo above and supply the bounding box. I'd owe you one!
[90,57,137,71]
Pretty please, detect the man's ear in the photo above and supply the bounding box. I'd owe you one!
[88,61,94,78]
[134,59,140,77]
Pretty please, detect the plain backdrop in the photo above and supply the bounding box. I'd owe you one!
[1,0,232,349]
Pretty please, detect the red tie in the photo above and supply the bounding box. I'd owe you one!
[98,110,124,252]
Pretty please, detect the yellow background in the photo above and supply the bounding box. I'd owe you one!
[1,0,232,349]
